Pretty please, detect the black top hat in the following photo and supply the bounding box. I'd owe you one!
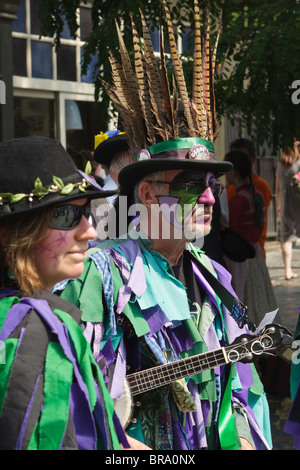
[94,131,129,167]
[0,136,117,224]
[118,138,232,190]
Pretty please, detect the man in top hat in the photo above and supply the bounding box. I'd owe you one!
[54,3,272,450]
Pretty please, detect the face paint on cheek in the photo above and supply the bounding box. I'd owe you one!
[35,231,71,265]
[170,189,199,226]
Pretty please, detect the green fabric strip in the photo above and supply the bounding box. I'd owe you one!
[36,341,73,450]
[218,366,239,450]
[54,308,121,450]
[0,339,18,414]
[60,261,104,323]
[0,296,19,330]
[140,137,215,158]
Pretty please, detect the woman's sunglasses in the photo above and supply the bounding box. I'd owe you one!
[49,204,91,230]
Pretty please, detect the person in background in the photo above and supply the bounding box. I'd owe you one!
[0,136,130,450]
[227,138,272,258]
[224,150,278,326]
[93,130,133,205]
[275,140,300,280]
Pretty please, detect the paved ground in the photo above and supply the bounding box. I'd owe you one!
[263,239,300,450]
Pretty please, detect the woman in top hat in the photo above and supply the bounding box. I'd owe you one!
[0,135,130,450]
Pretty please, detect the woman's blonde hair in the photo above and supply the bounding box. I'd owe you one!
[280,143,300,165]
[0,208,54,296]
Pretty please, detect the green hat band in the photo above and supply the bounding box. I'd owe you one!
[135,137,215,163]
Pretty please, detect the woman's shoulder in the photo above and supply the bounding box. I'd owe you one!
[34,290,82,325]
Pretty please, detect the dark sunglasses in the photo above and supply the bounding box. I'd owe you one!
[146,179,224,198]
[49,204,91,230]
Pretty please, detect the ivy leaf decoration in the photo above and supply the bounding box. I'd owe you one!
[52,176,64,189]
[0,192,14,201]
[84,161,92,176]
[32,177,48,197]
[60,183,75,194]
[10,193,27,203]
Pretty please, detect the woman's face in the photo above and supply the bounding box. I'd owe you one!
[33,199,96,291]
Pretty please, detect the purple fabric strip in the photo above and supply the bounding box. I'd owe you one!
[166,322,195,354]
[191,261,220,313]
[0,288,18,299]
[101,337,116,368]
[93,323,104,361]
[0,301,31,341]
[108,337,126,400]
[69,382,97,450]
[16,374,41,450]
[142,305,171,336]
[113,413,130,448]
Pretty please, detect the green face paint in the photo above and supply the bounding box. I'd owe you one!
[169,188,199,226]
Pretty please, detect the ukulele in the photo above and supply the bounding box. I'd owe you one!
[114,323,295,427]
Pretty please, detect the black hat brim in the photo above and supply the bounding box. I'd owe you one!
[94,134,129,167]
[118,159,232,190]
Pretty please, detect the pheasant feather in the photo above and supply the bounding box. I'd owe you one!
[130,13,155,145]
[162,0,195,136]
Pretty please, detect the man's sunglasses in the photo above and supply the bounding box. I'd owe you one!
[49,204,91,230]
[146,180,224,197]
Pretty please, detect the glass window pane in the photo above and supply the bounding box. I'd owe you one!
[13,38,27,76]
[14,96,55,138]
[60,14,73,40]
[181,27,193,54]
[30,0,42,35]
[81,49,98,83]
[148,23,159,52]
[12,0,26,33]
[80,7,92,40]
[31,41,53,79]
[57,45,76,81]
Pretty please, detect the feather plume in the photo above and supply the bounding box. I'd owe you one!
[114,19,146,145]
[130,13,156,145]
[102,3,221,153]
[139,8,166,138]
[159,25,176,139]
[192,0,205,137]
[162,0,195,136]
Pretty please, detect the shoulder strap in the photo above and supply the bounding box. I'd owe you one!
[187,250,256,331]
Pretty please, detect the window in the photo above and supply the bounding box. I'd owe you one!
[12,0,95,83]
[14,96,55,138]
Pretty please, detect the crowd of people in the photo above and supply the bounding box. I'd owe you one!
[1,1,300,452]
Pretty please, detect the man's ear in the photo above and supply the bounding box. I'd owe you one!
[138,181,157,209]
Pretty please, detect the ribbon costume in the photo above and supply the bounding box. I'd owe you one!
[0,290,125,450]
[55,1,272,450]
[0,136,125,450]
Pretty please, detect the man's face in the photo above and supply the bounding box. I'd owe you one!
[154,169,222,241]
